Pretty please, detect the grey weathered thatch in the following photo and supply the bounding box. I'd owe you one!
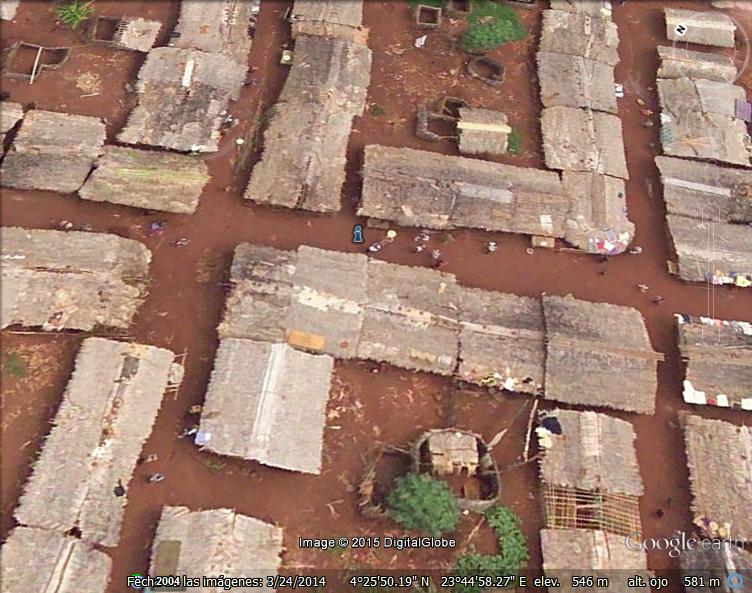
[1,227,151,331]
[118,47,246,152]
[548,0,613,21]
[683,415,752,541]
[540,409,644,496]
[15,338,178,546]
[657,45,737,83]
[540,10,619,66]
[0,527,111,593]
[657,77,751,167]
[537,52,617,113]
[457,108,510,155]
[245,34,371,212]
[0,110,105,193]
[91,16,161,52]
[197,338,334,474]
[0,101,23,149]
[0,0,19,20]
[665,8,736,48]
[678,317,752,411]
[79,146,209,213]
[173,0,254,64]
[150,506,283,589]
[681,544,752,592]
[542,295,660,414]
[541,107,629,179]
[292,0,363,29]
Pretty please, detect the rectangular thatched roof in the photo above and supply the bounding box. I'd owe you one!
[540,409,644,496]
[0,110,105,193]
[656,156,752,223]
[197,338,333,474]
[537,52,617,113]
[0,0,19,19]
[665,8,736,48]
[173,0,254,64]
[1,227,151,331]
[457,108,510,156]
[657,45,737,82]
[359,144,570,235]
[1,527,111,593]
[657,77,750,167]
[15,338,177,546]
[113,17,162,52]
[0,101,23,143]
[681,544,752,591]
[118,47,246,152]
[541,107,629,179]
[679,317,752,410]
[150,506,283,585]
[292,0,363,29]
[540,10,619,66]
[79,146,209,213]
[683,415,752,541]
[548,0,614,20]
[245,34,371,212]
[667,214,751,285]
[542,295,660,414]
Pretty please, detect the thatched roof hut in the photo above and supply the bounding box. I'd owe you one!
[657,45,737,83]
[537,52,617,113]
[0,0,18,19]
[0,527,111,593]
[245,34,371,212]
[677,316,752,411]
[657,77,751,167]
[1,227,150,331]
[457,108,511,156]
[118,47,246,152]
[541,107,629,179]
[665,8,736,48]
[540,10,619,66]
[683,414,752,542]
[681,544,752,592]
[0,110,105,193]
[548,0,614,21]
[0,101,23,148]
[540,409,643,496]
[149,506,283,586]
[89,16,162,52]
[197,338,334,474]
[542,295,660,414]
[291,0,367,42]
[14,338,179,547]
[79,146,209,213]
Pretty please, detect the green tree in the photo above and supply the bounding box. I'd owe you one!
[386,473,459,536]
[55,0,94,29]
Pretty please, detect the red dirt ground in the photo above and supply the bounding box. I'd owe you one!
[1,1,751,591]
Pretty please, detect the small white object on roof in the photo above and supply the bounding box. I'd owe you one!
[415,35,427,48]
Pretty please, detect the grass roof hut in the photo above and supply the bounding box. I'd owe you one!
[680,544,752,592]
[665,8,736,48]
[1,0,19,20]
[0,110,105,193]
[0,527,111,593]
[290,0,367,43]
[539,10,619,66]
[657,45,737,83]
[541,295,660,414]
[548,0,614,21]
[88,16,162,52]
[1,227,151,331]
[683,414,752,542]
[537,52,617,114]
[150,506,283,587]
[197,338,334,474]
[0,101,23,149]
[457,108,511,156]
[677,316,752,411]
[14,338,180,547]
[79,146,209,213]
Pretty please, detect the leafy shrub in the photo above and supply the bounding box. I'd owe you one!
[460,2,526,53]
[507,127,522,154]
[55,0,94,29]
[386,473,459,536]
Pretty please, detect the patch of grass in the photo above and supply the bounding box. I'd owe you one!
[460,0,526,53]
[507,127,522,154]
[55,0,94,29]
[407,0,446,9]
[386,473,459,536]
[4,352,27,379]
[203,458,225,471]
[369,103,386,117]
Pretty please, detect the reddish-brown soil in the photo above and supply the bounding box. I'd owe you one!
[2,1,751,592]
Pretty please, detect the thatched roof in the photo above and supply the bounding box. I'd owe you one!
[118,47,246,152]
[657,45,737,82]
[112,17,162,52]
[681,544,752,591]
[0,110,105,193]
[540,10,619,66]
[173,0,254,64]
[79,146,209,213]
[457,108,510,156]
[665,8,736,48]
[657,77,751,167]
[541,107,629,179]
[683,415,752,541]
[656,156,752,223]
[667,214,751,285]
[14,338,177,546]
[0,527,111,593]
[548,0,614,20]
[540,409,644,496]
[678,317,752,410]
[537,52,617,113]
[197,338,334,474]
[150,506,283,583]
[245,34,371,212]
[0,0,19,20]
[292,0,363,29]
[0,101,23,142]
[1,227,151,331]
[542,295,660,414]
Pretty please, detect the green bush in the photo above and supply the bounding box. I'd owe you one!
[386,473,459,536]
[460,2,526,54]
[507,127,522,154]
[4,353,26,379]
[55,0,94,29]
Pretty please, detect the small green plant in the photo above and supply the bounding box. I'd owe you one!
[460,1,526,54]
[369,103,386,117]
[4,352,26,379]
[507,127,522,154]
[55,0,94,29]
[386,473,459,536]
